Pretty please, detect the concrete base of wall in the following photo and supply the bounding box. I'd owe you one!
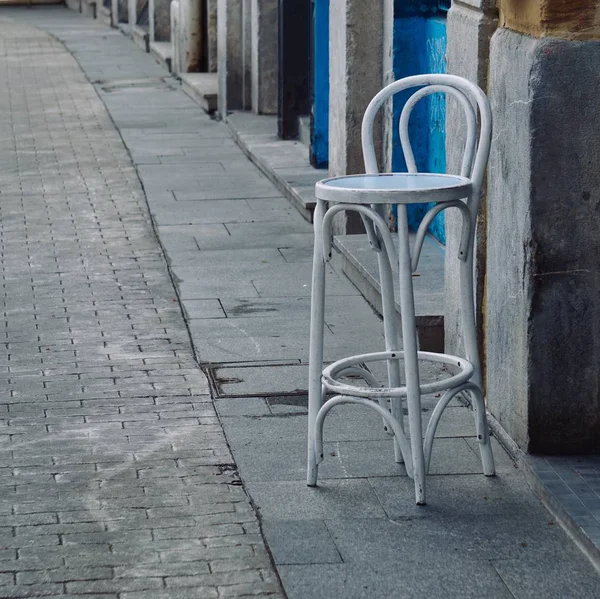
[131,24,150,53]
[180,73,219,113]
[150,41,172,72]
[81,0,97,19]
[298,115,310,150]
[98,5,112,27]
[65,0,81,12]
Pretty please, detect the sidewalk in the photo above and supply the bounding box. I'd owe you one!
[0,10,282,599]
[2,6,600,598]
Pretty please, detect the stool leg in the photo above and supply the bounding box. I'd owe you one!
[458,220,494,477]
[308,200,327,487]
[470,385,495,476]
[377,249,405,464]
[396,205,425,505]
[459,241,482,389]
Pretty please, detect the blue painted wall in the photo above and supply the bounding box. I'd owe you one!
[311,0,330,169]
[393,3,447,243]
[311,1,448,241]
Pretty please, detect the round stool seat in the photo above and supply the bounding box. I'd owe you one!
[315,173,472,205]
[322,350,474,399]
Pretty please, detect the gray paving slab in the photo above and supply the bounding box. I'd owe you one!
[165,199,297,223]
[246,479,388,520]
[9,5,598,598]
[219,296,371,319]
[261,520,342,566]
[369,472,537,519]
[172,181,283,201]
[214,398,272,418]
[491,556,600,599]
[226,434,408,483]
[278,561,514,599]
[213,363,309,396]
[183,299,227,320]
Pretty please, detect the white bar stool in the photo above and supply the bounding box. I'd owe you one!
[307,75,495,505]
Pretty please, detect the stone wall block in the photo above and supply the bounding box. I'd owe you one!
[444,1,498,368]
[328,0,385,234]
[251,0,278,114]
[218,0,244,116]
[208,0,218,72]
[487,27,600,453]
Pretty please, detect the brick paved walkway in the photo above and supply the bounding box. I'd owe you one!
[0,17,283,599]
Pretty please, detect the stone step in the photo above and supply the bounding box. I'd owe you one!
[334,233,445,353]
[65,0,81,11]
[98,5,112,27]
[149,41,172,72]
[180,72,218,113]
[298,115,310,149]
[131,24,149,53]
[81,0,96,19]
[225,111,321,222]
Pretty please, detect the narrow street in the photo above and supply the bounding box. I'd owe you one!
[0,6,598,599]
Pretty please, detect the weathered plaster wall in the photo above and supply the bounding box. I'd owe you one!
[151,0,171,41]
[487,28,600,453]
[444,0,497,370]
[328,0,385,234]
[171,0,203,72]
[207,0,218,73]
[251,0,277,114]
[218,0,246,116]
[500,0,600,40]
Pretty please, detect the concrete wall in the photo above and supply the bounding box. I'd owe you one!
[444,0,497,367]
[112,0,129,24]
[171,1,180,68]
[171,0,203,72]
[128,0,136,28]
[251,0,278,115]
[218,0,245,116]
[242,0,252,110]
[487,28,600,453]
[150,0,171,41]
[329,0,385,178]
[207,0,218,72]
[328,0,386,233]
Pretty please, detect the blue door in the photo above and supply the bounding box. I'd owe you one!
[310,1,450,243]
[311,0,330,169]
[392,1,449,243]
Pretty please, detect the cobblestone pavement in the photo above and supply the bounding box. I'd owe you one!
[0,16,283,599]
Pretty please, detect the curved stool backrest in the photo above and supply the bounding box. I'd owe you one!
[361,74,492,223]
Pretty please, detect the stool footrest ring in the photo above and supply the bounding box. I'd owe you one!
[322,350,474,399]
